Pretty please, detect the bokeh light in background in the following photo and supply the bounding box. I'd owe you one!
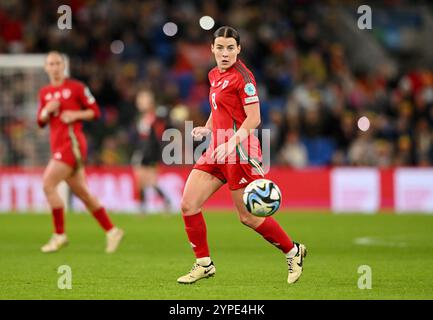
[163,22,178,36]
[110,40,124,54]
[357,116,370,132]
[199,16,215,30]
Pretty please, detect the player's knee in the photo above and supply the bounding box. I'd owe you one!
[180,198,198,215]
[42,181,56,195]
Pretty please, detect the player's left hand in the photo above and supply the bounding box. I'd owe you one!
[211,140,237,163]
[60,111,78,124]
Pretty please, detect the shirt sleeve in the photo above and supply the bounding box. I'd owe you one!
[36,90,47,128]
[77,83,101,120]
[237,73,259,107]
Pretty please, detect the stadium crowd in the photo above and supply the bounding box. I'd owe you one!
[1,0,432,167]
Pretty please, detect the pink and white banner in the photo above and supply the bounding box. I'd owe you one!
[331,168,380,213]
[395,168,433,214]
[0,166,432,213]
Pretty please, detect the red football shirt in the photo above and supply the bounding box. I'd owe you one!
[37,78,101,156]
[208,59,261,162]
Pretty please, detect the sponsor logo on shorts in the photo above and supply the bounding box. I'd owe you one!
[239,177,248,184]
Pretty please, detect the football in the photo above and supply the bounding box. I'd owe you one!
[243,179,282,217]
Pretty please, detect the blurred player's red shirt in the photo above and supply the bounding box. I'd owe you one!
[37,78,101,167]
[208,59,261,162]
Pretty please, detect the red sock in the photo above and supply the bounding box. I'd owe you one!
[52,207,65,234]
[92,207,114,232]
[182,212,210,258]
[255,217,294,254]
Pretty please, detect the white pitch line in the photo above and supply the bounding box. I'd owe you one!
[354,236,408,248]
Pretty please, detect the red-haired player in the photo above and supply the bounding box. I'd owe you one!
[177,26,307,284]
[37,51,124,253]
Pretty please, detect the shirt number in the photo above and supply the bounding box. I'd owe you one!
[211,92,218,110]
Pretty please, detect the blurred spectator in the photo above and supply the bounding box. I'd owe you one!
[0,0,432,168]
[278,130,308,168]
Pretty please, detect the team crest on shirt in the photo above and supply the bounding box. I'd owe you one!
[244,83,256,96]
[222,80,229,90]
[62,89,71,99]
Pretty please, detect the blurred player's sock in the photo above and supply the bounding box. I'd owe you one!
[154,185,171,209]
[254,217,294,253]
[182,212,210,258]
[105,227,124,253]
[92,207,114,231]
[52,207,65,234]
[287,242,307,284]
[41,233,68,253]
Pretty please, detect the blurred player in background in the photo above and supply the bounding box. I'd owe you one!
[131,89,171,212]
[37,51,124,253]
[177,26,307,285]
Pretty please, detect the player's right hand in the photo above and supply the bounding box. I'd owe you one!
[45,100,60,115]
[191,127,211,139]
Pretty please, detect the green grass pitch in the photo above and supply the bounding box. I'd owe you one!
[0,211,432,300]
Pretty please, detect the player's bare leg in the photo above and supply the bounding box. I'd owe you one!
[231,188,307,284]
[43,160,73,209]
[41,160,73,253]
[231,188,265,229]
[65,168,124,253]
[134,165,171,212]
[177,169,223,284]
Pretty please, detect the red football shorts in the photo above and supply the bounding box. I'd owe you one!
[193,148,265,190]
[51,138,87,169]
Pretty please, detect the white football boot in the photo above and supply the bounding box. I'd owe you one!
[287,242,307,284]
[105,227,124,253]
[177,261,216,284]
[41,234,68,253]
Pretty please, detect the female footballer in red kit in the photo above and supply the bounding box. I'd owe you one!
[37,51,124,253]
[177,27,307,284]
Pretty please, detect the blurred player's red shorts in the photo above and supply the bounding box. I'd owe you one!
[193,148,264,190]
[51,139,87,169]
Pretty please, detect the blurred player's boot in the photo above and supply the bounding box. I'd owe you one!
[105,227,124,253]
[287,242,307,284]
[41,234,68,253]
[177,260,216,284]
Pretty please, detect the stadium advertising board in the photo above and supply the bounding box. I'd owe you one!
[1,167,433,213]
[395,168,433,213]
